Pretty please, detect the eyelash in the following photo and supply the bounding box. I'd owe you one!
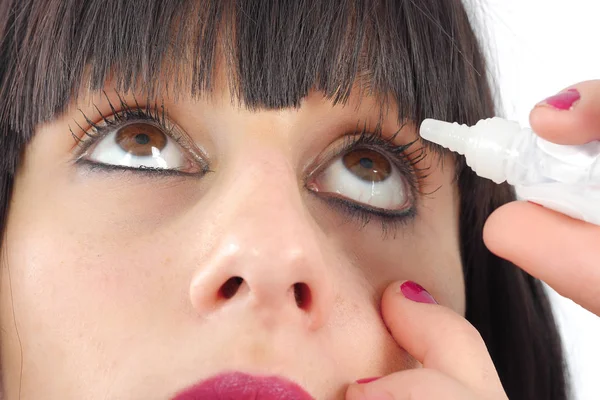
[70,93,206,177]
[310,123,429,238]
[71,96,429,237]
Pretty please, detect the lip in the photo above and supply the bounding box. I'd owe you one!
[171,371,315,400]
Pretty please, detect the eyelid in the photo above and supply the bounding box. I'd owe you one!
[305,127,421,190]
[303,128,427,239]
[304,124,429,223]
[70,104,210,173]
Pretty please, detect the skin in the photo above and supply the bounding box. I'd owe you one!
[346,80,600,399]
[0,81,465,399]
[2,61,596,398]
[486,80,600,315]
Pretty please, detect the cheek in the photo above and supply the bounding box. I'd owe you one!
[0,178,191,327]
[1,206,146,345]
[0,169,184,355]
[343,181,464,315]
[0,184,195,396]
[1,152,205,310]
[350,235,464,314]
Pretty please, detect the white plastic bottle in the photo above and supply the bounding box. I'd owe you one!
[420,117,600,225]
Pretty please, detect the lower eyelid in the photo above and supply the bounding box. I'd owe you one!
[75,158,206,178]
[308,191,417,238]
[314,188,415,217]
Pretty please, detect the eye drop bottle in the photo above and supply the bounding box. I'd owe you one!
[420,117,600,225]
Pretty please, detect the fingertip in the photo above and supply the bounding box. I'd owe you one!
[483,199,600,314]
[380,280,443,355]
[398,281,437,305]
[529,80,600,144]
[345,383,367,400]
[380,280,438,326]
[346,382,394,400]
[482,201,524,255]
[529,104,574,145]
[382,280,437,305]
[483,200,587,258]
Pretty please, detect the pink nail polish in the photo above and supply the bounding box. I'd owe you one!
[400,281,437,304]
[538,88,581,110]
[356,377,381,384]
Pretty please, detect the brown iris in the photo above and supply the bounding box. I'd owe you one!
[115,123,167,156]
[342,149,392,182]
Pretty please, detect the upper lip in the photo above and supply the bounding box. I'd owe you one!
[171,371,316,400]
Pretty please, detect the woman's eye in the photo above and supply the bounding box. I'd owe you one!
[81,121,204,174]
[311,148,411,211]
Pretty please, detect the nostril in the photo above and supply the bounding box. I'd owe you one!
[217,278,312,309]
[220,276,244,299]
[293,282,312,310]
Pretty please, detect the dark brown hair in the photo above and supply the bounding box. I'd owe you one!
[0,1,569,399]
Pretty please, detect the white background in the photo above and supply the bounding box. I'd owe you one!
[473,1,600,399]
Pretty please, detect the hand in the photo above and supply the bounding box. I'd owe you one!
[345,281,508,400]
[483,80,600,315]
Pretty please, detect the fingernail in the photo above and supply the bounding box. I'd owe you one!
[536,88,581,110]
[399,281,437,304]
[356,377,381,384]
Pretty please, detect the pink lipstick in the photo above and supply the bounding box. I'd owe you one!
[171,372,315,400]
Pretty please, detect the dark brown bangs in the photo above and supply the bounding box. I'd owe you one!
[0,0,493,173]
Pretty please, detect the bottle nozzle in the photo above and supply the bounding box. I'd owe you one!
[419,119,470,155]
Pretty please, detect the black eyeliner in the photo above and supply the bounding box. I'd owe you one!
[75,158,206,178]
[316,193,417,239]
[70,93,209,175]
[306,122,428,238]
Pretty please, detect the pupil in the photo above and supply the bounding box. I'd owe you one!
[359,157,373,169]
[135,134,150,145]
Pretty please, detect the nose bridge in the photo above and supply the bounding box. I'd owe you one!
[241,162,309,253]
[190,147,334,329]
[225,164,311,282]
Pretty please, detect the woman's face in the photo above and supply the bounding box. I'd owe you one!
[0,77,464,399]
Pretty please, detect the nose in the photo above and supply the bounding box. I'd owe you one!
[189,153,335,330]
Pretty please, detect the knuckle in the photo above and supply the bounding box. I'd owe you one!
[437,308,485,345]
[453,321,485,345]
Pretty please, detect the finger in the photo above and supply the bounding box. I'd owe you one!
[530,80,600,145]
[378,280,505,397]
[484,201,600,315]
[346,369,477,400]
